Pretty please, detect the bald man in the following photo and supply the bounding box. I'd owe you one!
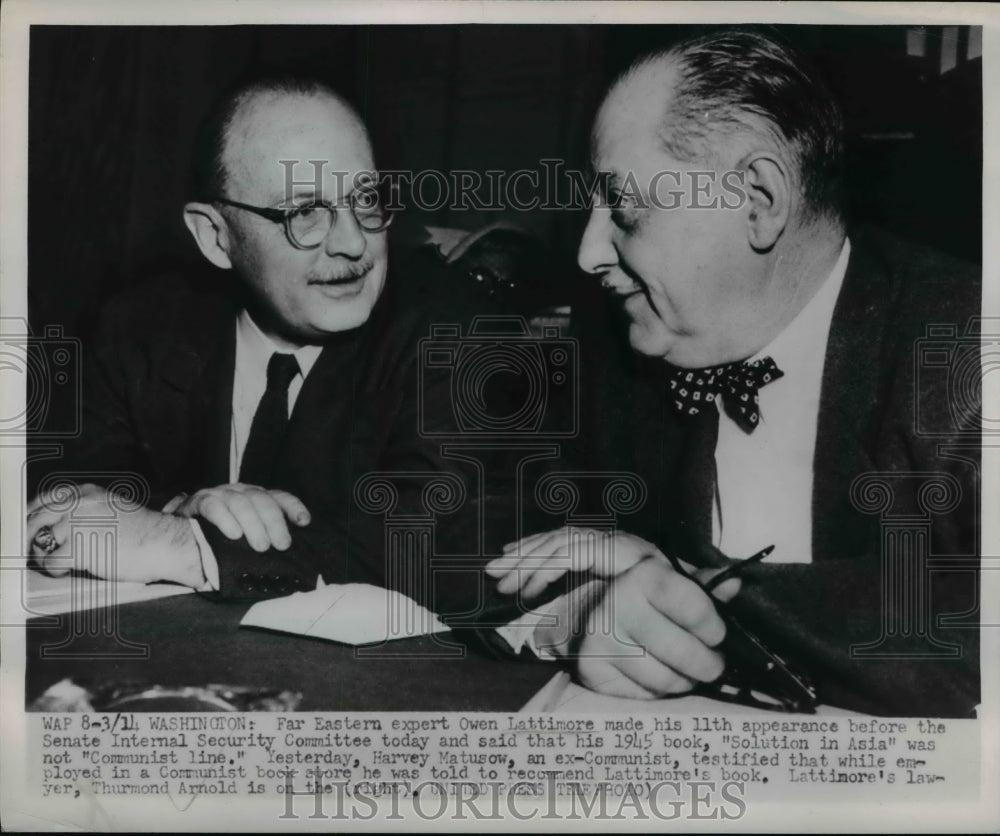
[26,72,492,615]
[489,30,979,717]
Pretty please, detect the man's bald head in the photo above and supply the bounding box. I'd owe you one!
[609,28,845,225]
[190,73,368,203]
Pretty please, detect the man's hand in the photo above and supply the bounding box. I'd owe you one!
[535,554,732,700]
[164,484,311,552]
[26,483,205,587]
[487,525,741,601]
[487,526,662,599]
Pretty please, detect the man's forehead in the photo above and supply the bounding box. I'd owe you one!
[591,58,681,170]
[224,90,373,197]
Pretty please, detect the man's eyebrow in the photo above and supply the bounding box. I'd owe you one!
[585,154,613,177]
[593,169,623,191]
[276,189,321,206]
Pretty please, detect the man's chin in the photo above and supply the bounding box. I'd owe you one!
[309,303,375,335]
[307,275,384,335]
[628,321,677,362]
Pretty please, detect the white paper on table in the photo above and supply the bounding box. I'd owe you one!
[239,583,449,646]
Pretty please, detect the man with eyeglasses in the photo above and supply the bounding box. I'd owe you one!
[26,73,490,611]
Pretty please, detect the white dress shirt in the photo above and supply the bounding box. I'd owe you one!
[712,237,850,564]
[191,311,322,589]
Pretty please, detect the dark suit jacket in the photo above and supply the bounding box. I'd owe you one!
[556,228,981,717]
[58,249,514,618]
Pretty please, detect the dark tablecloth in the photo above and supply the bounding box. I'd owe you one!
[25,594,556,711]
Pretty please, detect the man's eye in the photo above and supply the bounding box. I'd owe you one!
[294,203,321,219]
[607,188,641,231]
[610,208,639,232]
[609,196,639,230]
[608,189,633,210]
[354,186,380,208]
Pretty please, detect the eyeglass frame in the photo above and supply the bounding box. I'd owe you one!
[212,190,394,251]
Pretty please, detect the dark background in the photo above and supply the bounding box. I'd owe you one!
[26,24,982,438]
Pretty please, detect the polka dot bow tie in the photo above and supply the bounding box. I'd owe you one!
[666,357,784,433]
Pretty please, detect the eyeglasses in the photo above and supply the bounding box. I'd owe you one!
[213,184,393,250]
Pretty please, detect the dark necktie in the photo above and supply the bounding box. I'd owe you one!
[667,357,782,546]
[239,352,300,486]
[675,404,720,545]
[666,357,783,433]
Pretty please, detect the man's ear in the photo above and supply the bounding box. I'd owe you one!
[740,151,791,251]
[183,202,234,270]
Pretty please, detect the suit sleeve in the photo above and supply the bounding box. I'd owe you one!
[712,553,979,717]
[38,297,170,506]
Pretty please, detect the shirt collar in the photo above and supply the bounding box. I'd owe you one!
[750,236,851,377]
[236,310,323,379]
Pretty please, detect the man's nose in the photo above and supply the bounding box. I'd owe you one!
[323,208,368,259]
[577,206,617,276]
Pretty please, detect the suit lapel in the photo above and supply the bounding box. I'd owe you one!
[277,327,363,492]
[276,278,410,494]
[812,233,897,561]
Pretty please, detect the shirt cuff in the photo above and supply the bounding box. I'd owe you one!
[188,518,220,592]
[495,599,564,660]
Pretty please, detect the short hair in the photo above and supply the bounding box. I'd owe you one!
[621,28,845,223]
[189,69,362,202]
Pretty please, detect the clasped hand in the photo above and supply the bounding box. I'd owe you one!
[163,483,311,552]
[487,526,741,699]
[26,483,202,586]
[27,481,312,586]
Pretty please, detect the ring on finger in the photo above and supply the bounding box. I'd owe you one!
[33,524,59,555]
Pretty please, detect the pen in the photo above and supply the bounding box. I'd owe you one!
[704,544,775,592]
[663,542,816,711]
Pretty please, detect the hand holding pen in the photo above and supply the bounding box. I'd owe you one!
[485,528,797,705]
[665,543,818,713]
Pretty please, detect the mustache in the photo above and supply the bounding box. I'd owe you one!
[307,260,374,283]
